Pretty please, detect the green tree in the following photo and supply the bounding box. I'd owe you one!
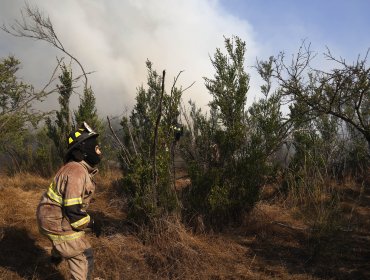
[182,36,272,229]
[118,61,183,226]
[0,56,31,148]
[46,64,72,161]
[249,56,291,160]
[74,85,111,172]
[204,36,249,158]
[74,86,102,132]
[2,4,103,174]
[273,44,370,152]
[0,56,47,171]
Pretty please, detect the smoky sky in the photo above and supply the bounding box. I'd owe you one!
[0,0,260,117]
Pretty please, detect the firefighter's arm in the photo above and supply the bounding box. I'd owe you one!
[63,171,91,230]
[64,202,101,236]
[64,204,90,230]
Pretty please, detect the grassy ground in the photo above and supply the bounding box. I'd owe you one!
[0,170,369,279]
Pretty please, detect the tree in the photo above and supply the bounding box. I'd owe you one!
[46,64,73,161]
[74,86,102,132]
[3,4,103,164]
[0,56,51,165]
[249,56,292,159]
[0,56,33,148]
[115,60,185,226]
[0,55,53,140]
[181,36,270,228]
[272,44,370,152]
[0,55,61,173]
[204,36,249,158]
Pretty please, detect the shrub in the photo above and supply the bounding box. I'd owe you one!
[116,61,183,226]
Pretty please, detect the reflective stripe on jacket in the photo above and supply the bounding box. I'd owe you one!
[37,160,97,240]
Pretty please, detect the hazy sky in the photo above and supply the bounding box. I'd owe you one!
[1,0,369,117]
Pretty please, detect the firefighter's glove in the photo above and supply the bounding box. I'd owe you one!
[92,219,102,237]
[50,255,63,266]
[50,248,63,266]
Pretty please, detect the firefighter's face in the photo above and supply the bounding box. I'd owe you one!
[82,138,102,166]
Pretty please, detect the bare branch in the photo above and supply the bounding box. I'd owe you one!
[180,81,196,94]
[107,116,131,168]
[121,109,138,157]
[2,3,89,86]
[171,70,184,96]
[0,55,62,132]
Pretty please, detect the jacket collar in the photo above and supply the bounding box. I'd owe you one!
[79,160,99,177]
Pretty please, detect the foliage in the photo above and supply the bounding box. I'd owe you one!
[73,85,114,173]
[0,56,42,149]
[2,5,103,173]
[4,127,60,176]
[118,61,183,225]
[46,64,103,166]
[204,36,249,164]
[272,44,370,152]
[46,64,73,162]
[2,8,369,242]
[74,86,103,132]
[0,56,52,174]
[339,123,369,175]
[249,56,292,162]
[181,36,283,229]
[284,152,343,250]
[259,44,370,178]
[1,59,104,176]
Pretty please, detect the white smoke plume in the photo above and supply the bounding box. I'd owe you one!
[0,0,260,116]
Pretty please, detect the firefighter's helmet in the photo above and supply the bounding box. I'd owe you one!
[171,122,183,141]
[66,122,99,155]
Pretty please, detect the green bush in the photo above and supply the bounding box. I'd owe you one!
[181,37,279,229]
[118,61,182,226]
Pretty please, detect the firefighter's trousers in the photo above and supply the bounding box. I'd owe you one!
[52,236,93,280]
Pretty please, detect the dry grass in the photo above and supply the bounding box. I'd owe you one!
[0,170,369,279]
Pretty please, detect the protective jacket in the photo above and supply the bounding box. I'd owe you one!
[37,160,97,242]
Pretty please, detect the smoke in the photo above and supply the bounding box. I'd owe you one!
[0,0,260,116]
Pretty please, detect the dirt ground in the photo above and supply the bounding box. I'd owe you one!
[0,170,369,280]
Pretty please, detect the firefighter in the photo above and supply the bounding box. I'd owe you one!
[36,122,102,280]
[171,120,183,142]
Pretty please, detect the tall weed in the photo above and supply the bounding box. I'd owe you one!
[284,158,342,247]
